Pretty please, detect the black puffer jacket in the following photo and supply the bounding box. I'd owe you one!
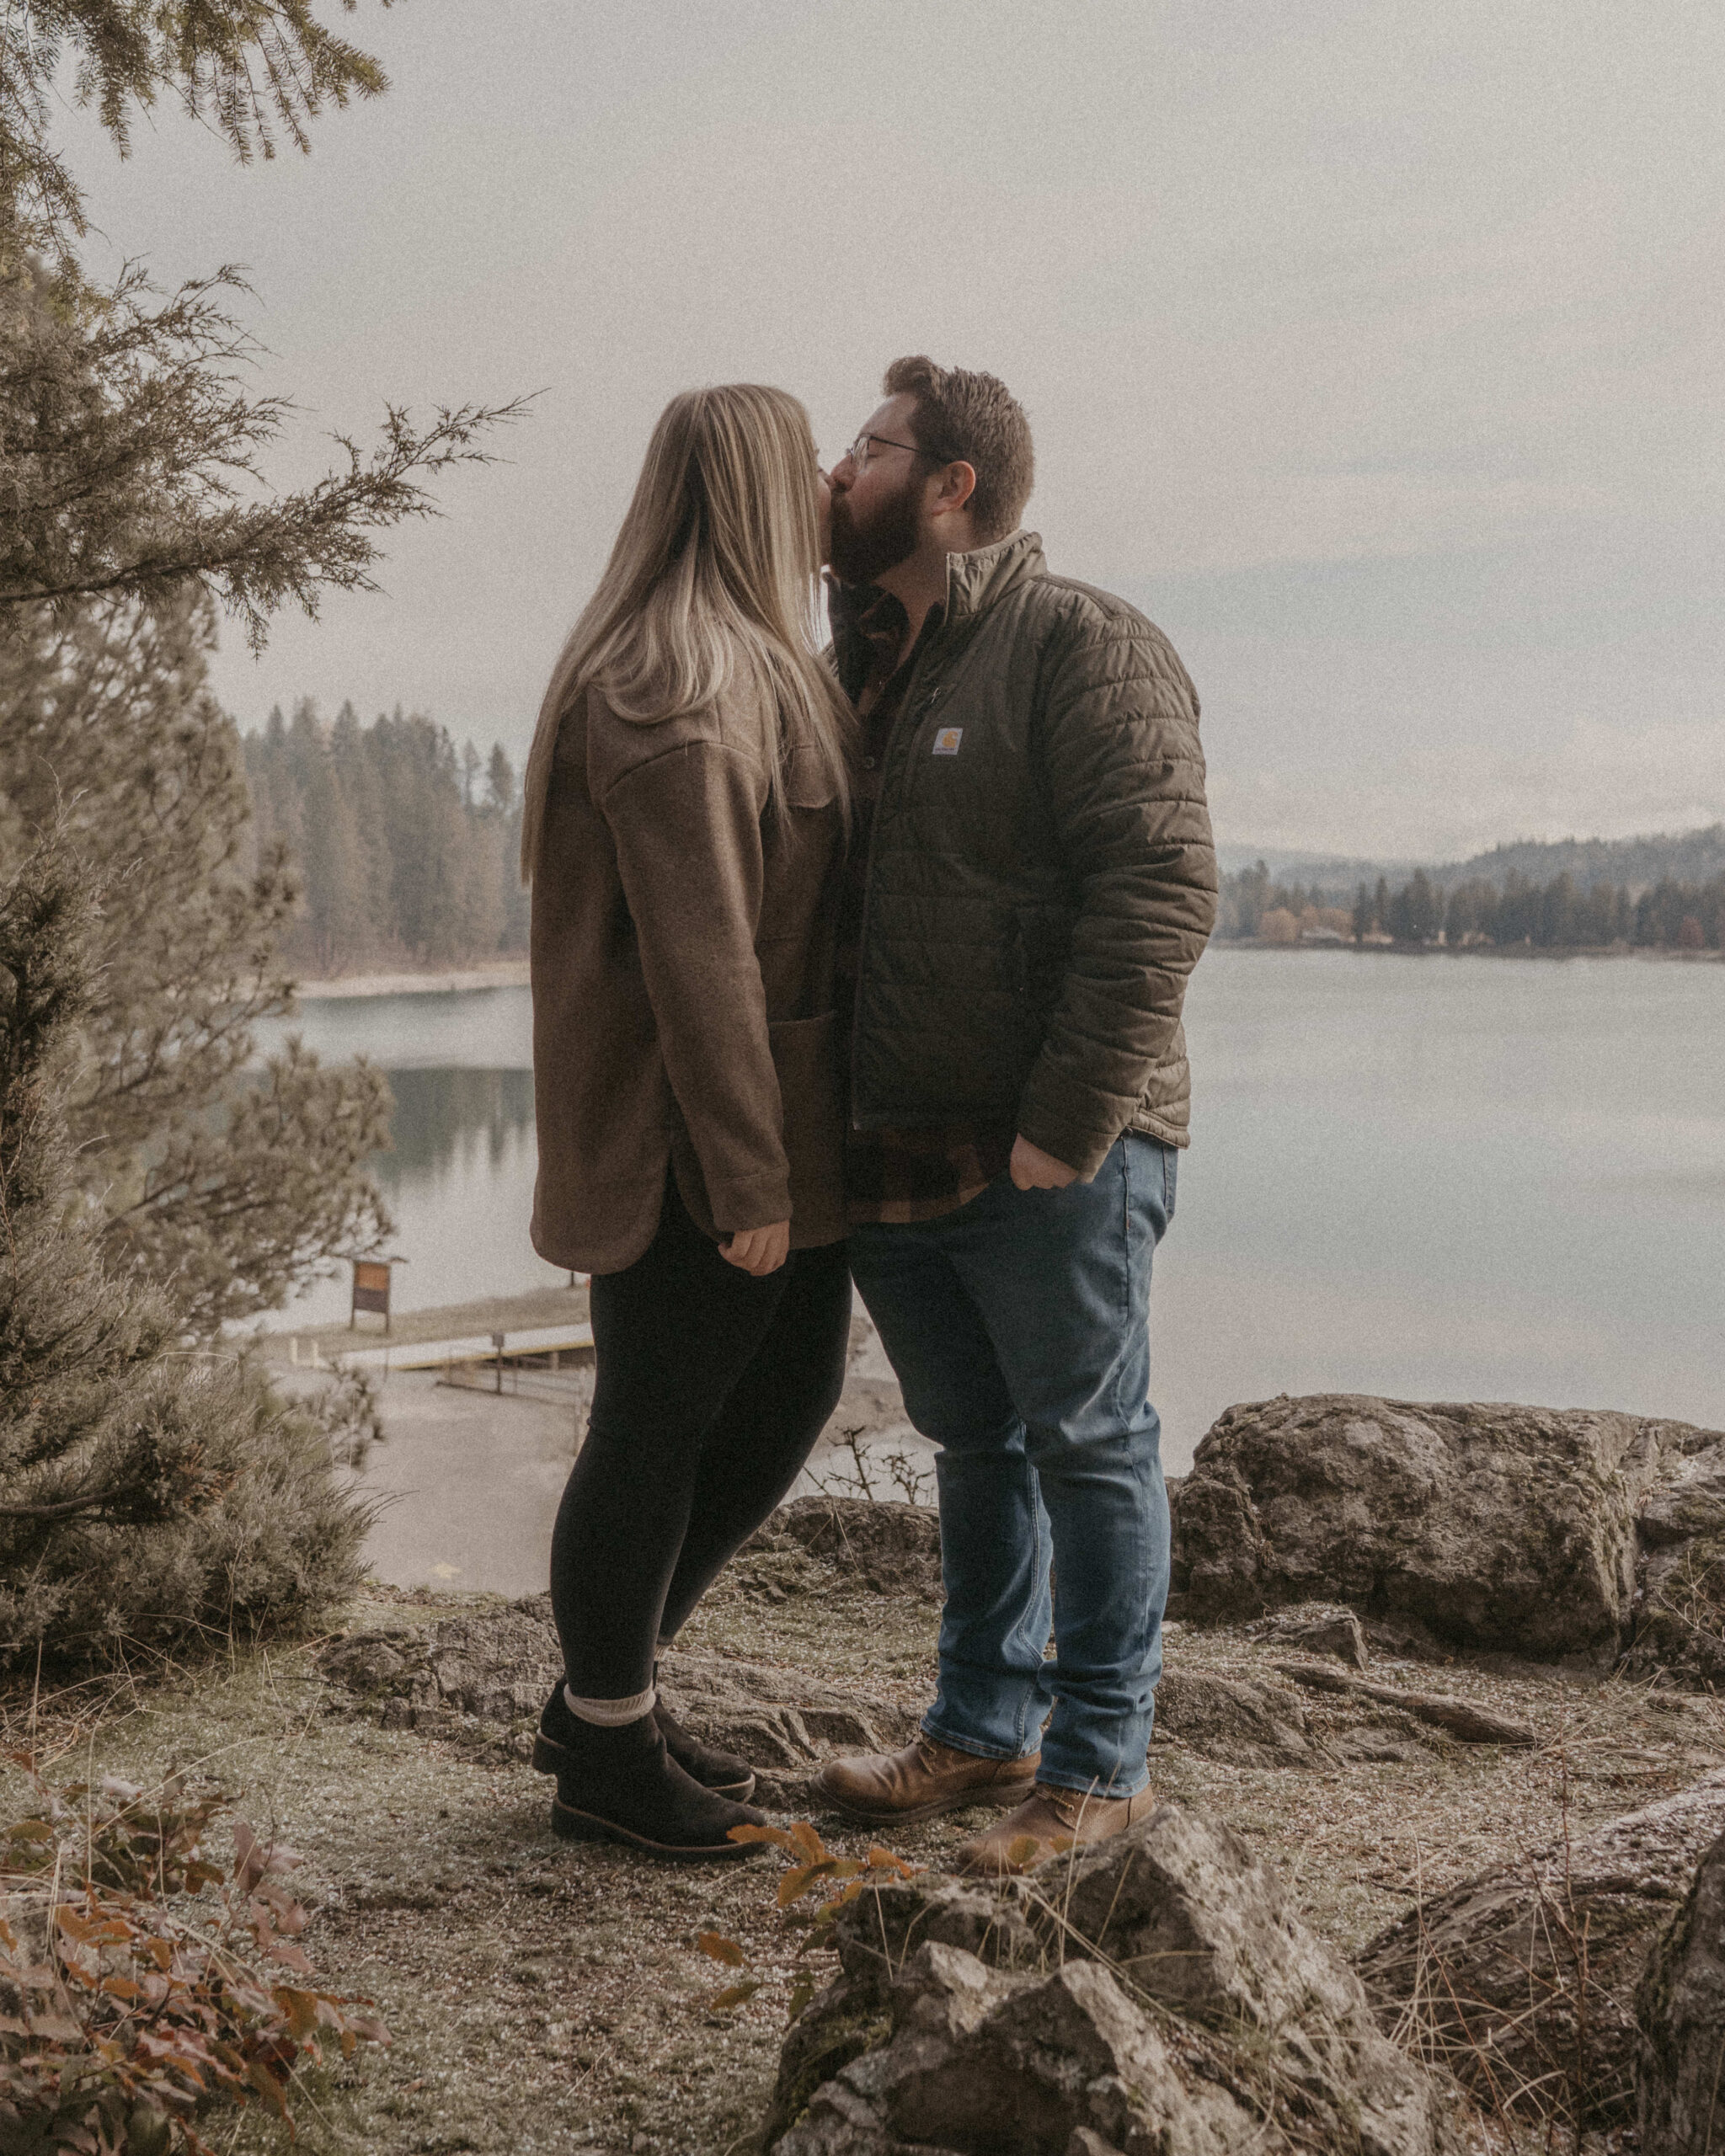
[847,530,1216,1177]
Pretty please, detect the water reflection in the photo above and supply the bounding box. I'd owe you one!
[381,1067,537,1183]
[273,1058,564,1329]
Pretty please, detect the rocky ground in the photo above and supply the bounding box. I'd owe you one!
[8,1389,1724,2154]
[6,1488,1721,2153]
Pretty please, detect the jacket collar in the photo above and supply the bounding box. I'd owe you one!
[941,528,1045,627]
[823,528,1044,680]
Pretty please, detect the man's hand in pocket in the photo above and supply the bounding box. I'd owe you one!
[1009,1136,1079,1191]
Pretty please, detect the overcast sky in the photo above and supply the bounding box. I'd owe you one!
[77,0,1723,859]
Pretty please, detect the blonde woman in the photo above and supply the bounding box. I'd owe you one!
[520,386,852,1859]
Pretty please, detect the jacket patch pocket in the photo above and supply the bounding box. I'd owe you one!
[783,740,841,807]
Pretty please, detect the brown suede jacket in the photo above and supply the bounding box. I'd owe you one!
[529,679,846,1275]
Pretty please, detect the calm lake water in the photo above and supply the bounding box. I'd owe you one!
[257,951,1725,1473]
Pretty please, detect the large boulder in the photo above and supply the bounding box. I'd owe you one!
[780,1945,1263,2156]
[1169,1393,1725,1668]
[1636,1826,1725,2153]
[768,1802,1457,2155]
[1048,1803,1452,2156]
[1358,1769,1725,2126]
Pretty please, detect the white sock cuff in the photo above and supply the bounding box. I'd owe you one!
[563,1683,656,1727]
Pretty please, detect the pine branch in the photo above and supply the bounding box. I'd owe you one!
[3,3,394,252]
[1,260,531,645]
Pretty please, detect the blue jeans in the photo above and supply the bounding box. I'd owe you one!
[846,1134,1176,1797]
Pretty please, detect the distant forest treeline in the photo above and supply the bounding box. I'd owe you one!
[1219,823,1725,901]
[244,702,528,974]
[246,707,1725,970]
[1221,862,1725,951]
[1438,823,1725,896]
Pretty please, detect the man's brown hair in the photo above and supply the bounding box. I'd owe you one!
[883,355,1034,544]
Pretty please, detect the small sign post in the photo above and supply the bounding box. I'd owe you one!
[350,1257,394,1333]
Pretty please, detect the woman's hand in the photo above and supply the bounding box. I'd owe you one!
[721,1220,791,1275]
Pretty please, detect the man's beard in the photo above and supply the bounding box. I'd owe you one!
[828,472,922,585]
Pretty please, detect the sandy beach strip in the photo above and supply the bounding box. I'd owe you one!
[293,959,530,1001]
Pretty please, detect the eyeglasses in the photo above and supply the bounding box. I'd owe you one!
[844,432,937,472]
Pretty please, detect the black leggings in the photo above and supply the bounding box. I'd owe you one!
[550,1184,852,1699]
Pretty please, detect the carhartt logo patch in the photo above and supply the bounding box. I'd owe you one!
[932,726,964,756]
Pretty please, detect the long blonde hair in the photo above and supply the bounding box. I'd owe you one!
[521,384,850,880]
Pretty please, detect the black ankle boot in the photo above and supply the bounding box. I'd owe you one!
[538,1703,766,1860]
[653,1692,756,1801]
[532,1683,758,1801]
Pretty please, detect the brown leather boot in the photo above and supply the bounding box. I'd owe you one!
[953,1783,1157,1877]
[813,1732,1039,1826]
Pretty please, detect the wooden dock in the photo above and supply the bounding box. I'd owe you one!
[337,1322,595,1374]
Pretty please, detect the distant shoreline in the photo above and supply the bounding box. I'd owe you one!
[1228,941,1722,962]
[294,960,530,1002]
[291,947,1718,1001]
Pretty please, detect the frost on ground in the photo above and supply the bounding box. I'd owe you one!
[3,1497,1722,2154]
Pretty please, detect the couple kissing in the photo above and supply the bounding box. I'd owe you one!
[519,356,1215,1877]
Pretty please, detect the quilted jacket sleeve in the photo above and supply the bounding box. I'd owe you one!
[1014,611,1218,1177]
[599,738,793,1234]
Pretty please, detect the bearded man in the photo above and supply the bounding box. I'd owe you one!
[814,356,1217,1875]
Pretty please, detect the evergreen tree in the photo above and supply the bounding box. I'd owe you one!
[240,704,529,969]
[0,595,393,1331]
[286,699,368,969]
[0,842,370,1669]
[1497,873,1535,945]
[459,808,507,959]
[1410,870,1439,943]
[0,0,516,1663]
[3,4,391,256]
[329,698,393,949]
[1,4,523,642]
[1537,871,1578,948]
[1578,880,1616,947]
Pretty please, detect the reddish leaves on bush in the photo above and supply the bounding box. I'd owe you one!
[0,1760,387,2153]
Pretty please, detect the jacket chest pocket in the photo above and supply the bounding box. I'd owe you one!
[895,701,1030,870]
